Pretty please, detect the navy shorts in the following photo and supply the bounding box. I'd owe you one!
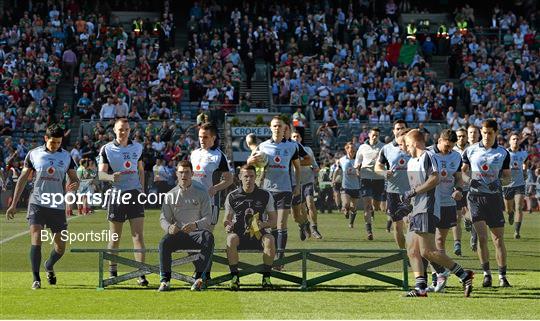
[386,192,406,222]
[437,206,457,229]
[27,204,68,233]
[409,212,438,234]
[456,191,468,210]
[235,232,269,251]
[467,193,505,228]
[271,191,292,210]
[341,188,360,199]
[360,179,385,201]
[107,189,145,223]
[503,185,526,200]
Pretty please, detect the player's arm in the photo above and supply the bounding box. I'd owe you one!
[261,192,277,229]
[500,150,511,186]
[97,147,120,182]
[138,160,145,191]
[375,148,391,178]
[210,154,234,197]
[298,144,312,166]
[292,158,301,196]
[66,157,80,191]
[461,149,471,182]
[353,147,363,169]
[5,167,33,219]
[452,162,464,200]
[223,193,235,233]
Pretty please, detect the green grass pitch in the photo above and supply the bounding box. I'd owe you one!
[1,208,539,319]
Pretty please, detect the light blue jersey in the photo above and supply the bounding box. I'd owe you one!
[428,145,462,207]
[505,149,528,188]
[462,142,510,195]
[24,145,76,209]
[99,140,143,192]
[257,139,299,192]
[339,155,360,190]
[378,140,410,193]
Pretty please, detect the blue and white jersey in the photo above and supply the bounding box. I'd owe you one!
[462,142,510,195]
[378,140,410,193]
[504,149,528,188]
[24,145,76,209]
[299,145,318,185]
[339,155,360,190]
[190,147,233,202]
[407,150,440,218]
[428,145,462,207]
[99,140,143,192]
[257,139,299,192]
[453,144,469,191]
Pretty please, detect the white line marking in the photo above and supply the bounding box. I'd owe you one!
[0,215,82,245]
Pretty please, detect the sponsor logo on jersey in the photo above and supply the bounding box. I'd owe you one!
[124,160,131,169]
[195,164,201,171]
[274,156,281,164]
[441,169,447,177]
[513,161,518,169]
[398,158,406,165]
[47,166,55,175]
[481,163,489,171]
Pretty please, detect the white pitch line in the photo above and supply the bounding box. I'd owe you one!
[0,215,82,245]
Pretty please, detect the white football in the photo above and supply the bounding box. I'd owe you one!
[252,151,268,167]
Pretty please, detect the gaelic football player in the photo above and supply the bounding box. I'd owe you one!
[354,127,385,240]
[224,165,277,290]
[335,142,360,229]
[98,119,147,286]
[375,120,409,249]
[461,119,512,287]
[6,124,79,289]
[502,133,528,239]
[427,129,464,292]
[403,129,473,297]
[452,127,469,256]
[247,116,301,270]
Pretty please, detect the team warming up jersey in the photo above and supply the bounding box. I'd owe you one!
[407,150,440,218]
[462,142,510,195]
[505,149,528,187]
[339,155,360,190]
[378,140,410,193]
[355,140,385,180]
[99,140,143,192]
[257,139,299,192]
[25,145,76,209]
[428,145,462,207]
[190,147,233,201]
[224,186,275,236]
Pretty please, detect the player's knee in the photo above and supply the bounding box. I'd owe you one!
[420,248,438,261]
[262,235,275,249]
[226,234,239,247]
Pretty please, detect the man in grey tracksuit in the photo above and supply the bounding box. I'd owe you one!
[158,160,214,292]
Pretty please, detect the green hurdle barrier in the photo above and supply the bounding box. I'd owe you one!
[71,248,409,291]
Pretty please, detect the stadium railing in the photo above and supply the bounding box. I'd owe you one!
[71,248,409,291]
